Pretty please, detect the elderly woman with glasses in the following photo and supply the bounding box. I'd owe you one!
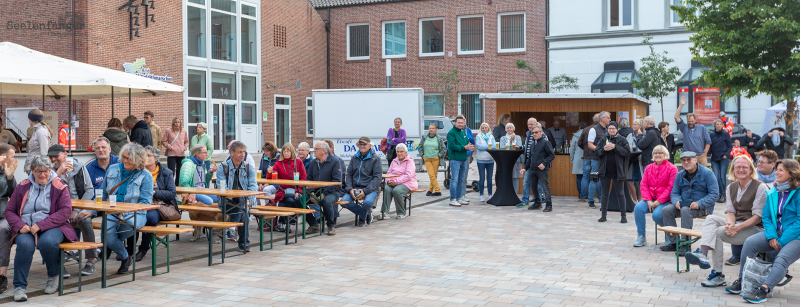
[94,143,153,275]
[179,144,219,206]
[130,146,178,262]
[5,156,76,301]
[379,143,418,220]
[632,145,678,247]
[190,122,214,171]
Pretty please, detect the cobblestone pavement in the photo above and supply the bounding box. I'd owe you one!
[5,165,799,306]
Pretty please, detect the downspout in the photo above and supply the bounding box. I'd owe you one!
[545,0,550,93]
[326,8,331,89]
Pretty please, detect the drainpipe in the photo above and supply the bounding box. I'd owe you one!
[326,8,331,89]
[545,0,550,93]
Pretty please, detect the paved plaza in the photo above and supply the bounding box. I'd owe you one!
[3,167,798,306]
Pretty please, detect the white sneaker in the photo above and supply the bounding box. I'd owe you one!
[479,196,485,202]
[449,200,461,207]
[459,199,470,205]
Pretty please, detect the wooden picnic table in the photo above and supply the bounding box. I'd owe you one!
[253,179,341,239]
[382,174,399,179]
[71,199,158,288]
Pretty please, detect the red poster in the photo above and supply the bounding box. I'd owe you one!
[693,88,720,125]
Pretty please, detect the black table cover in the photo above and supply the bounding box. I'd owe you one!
[487,149,524,206]
[606,151,641,212]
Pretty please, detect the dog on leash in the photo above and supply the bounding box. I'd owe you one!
[183,196,230,244]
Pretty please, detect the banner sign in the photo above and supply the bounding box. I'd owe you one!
[122,58,173,82]
[693,87,720,124]
[325,138,421,161]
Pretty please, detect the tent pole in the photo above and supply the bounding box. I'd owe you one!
[68,86,72,156]
[128,88,131,116]
[111,86,115,119]
[41,85,45,109]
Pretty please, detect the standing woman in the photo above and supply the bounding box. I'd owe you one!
[103,118,129,156]
[658,122,676,159]
[627,120,643,202]
[570,122,587,202]
[500,123,524,194]
[385,118,407,164]
[163,117,190,186]
[474,123,495,203]
[418,123,446,197]
[596,122,631,223]
[190,123,214,171]
[23,109,53,174]
[710,119,733,203]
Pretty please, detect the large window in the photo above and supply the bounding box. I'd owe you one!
[498,12,525,53]
[608,0,633,30]
[458,15,484,55]
[419,18,444,57]
[187,6,206,57]
[459,93,483,130]
[275,95,291,146]
[211,72,236,100]
[211,12,236,61]
[241,75,256,101]
[424,94,444,116]
[347,23,369,60]
[306,98,313,137]
[241,4,257,64]
[382,21,406,58]
[187,69,207,125]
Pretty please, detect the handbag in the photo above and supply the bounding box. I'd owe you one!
[741,256,793,298]
[380,138,388,154]
[155,199,182,221]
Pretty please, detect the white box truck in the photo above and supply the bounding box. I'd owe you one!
[312,88,424,171]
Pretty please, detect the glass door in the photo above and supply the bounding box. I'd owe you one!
[275,95,291,147]
[213,102,237,151]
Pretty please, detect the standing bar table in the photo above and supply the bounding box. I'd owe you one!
[486,149,524,206]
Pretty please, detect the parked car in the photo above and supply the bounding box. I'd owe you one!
[673,123,747,151]
[422,116,455,139]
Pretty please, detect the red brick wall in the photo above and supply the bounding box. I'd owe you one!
[319,0,547,126]
[263,0,327,146]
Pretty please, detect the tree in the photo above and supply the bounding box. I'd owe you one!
[674,0,800,143]
[431,69,461,111]
[630,34,682,122]
[512,59,579,93]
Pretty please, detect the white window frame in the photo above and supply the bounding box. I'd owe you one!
[607,0,634,31]
[185,2,208,60]
[457,92,484,131]
[418,17,444,57]
[274,94,292,145]
[240,2,259,66]
[497,12,526,53]
[382,20,407,59]
[423,93,445,116]
[208,2,239,63]
[347,22,370,61]
[457,14,484,55]
[306,97,313,137]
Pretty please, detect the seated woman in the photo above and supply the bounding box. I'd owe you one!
[379,144,418,220]
[632,145,677,247]
[131,146,177,262]
[96,143,153,274]
[179,144,218,206]
[728,159,800,303]
[273,143,308,232]
[499,123,524,194]
[5,156,77,301]
[258,141,280,204]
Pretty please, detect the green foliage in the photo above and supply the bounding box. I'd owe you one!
[674,0,800,135]
[431,69,461,109]
[512,59,579,93]
[631,34,682,122]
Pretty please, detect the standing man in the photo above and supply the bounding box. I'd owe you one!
[58,120,76,151]
[578,114,600,207]
[579,112,610,208]
[540,121,557,149]
[520,125,555,212]
[719,111,734,137]
[340,137,383,226]
[636,116,660,168]
[85,137,120,190]
[215,141,258,252]
[307,141,344,236]
[123,115,153,147]
[493,114,510,141]
[675,96,711,167]
[143,111,163,152]
[447,116,475,207]
[548,120,567,149]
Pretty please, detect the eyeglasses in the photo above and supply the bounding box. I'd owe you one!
[313,147,325,151]
[532,131,542,134]
[757,161,773,165]
[733,166,750,170]
[33,169,49,175]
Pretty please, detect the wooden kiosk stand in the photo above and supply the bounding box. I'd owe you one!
[480,93,650,198]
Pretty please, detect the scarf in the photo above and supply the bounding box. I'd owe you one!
[505,133,516,144]
[759,170,777,185]
[149,164,159,185]
[481,132,491,142]
[775,181,791,192]
[190,155,204,166]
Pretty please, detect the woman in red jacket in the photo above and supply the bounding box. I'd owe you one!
[633,145,678,247]
[273,143,307,232]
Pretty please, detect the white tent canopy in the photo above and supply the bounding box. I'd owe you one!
[0,42,183,100]
[763,99,800,135]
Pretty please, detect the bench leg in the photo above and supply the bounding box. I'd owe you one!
[258,216,264,252]
[207,227,213,266]
[675,235,681,273]
[654,224,658,245]
[151,234,170,276]
[78,251,82,293]
[58,250,64,296]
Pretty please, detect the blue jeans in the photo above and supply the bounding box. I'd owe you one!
[521,169,543,204]
[341,191,378,221]
[711,159,730,196]
[13,228,64,289]
[581,159,600,203]
[106,215,139,259]
[449,160,468,200]
[633,200,670,236]
[196,194,219,206]
[575,174,586,200]
[280,195,320,227]
[133,209,161,253]
[218,200,250,246]
[477,162,494,196]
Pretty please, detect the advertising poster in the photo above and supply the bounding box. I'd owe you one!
[693,87,720,124]
[618,111,629,122]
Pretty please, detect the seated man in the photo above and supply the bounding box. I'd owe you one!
[683,155,766,287]
[216,141,258,252]
[341,137,382,227]
[662,151,719,255]
[47,144,98,276]
[306,141,344,235]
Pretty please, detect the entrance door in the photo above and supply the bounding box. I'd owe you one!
[213,103,237,151]
[275,95,291,146]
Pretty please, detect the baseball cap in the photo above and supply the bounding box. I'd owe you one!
[48,144,66,156]
[357,137,371,145]
[679,151,697,159]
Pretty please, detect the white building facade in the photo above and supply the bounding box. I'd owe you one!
[547,0,774,134]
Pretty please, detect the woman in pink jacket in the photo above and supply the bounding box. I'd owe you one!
[633,145,678,247]
[379,143,418,220]
[162,117,190,186]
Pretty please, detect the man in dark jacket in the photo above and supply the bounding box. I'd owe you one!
[741,129,761,159]
[757,127,794,159]
[521,126,555,212]
[578,112,608,208]
[124,115,153,147]
[307,141,344,235]
[0,143,17,292]
[493,114,510,141]
[341,137,383,227]
[540,121,557,149]
[635,116,661,168]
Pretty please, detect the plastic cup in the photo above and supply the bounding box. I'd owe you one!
[256,170,262,178]
[294,172,300,181]
[505,144,510,150]
[95,189,103,204]
[109,198,116,207]
[219,180,227,191]
[271,172,278,180]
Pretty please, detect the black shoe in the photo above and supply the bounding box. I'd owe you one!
[678,245,689,256]
[621,216,628,223]
[716,196,725,203]
[432,192,442,196]
[306,225,320,234]
[531,203,543,210]
[543,204,552,212]
[598,216,607,222]
[725,278,742,294]
[660,243,677,252]
[117,256,132,274]
[0,274,7,293]
[426,191,432,196]
[743,285,770,303]
[588,202,596,208]
[275,223,287,232]
[135,249,148,262]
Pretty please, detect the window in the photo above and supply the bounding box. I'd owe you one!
[459,93,483,130]
[382,21,406,58]
[241,103,257,125]
[187,6,206,57]
[458,15,483,54]
[424,120,444,130]
[188,100,206,124]
[188,70,206,98]
[498,12,525,53]
[241,75,257,101]
[211,11,236,61]
[211,72,236,99]
[211,0,236,13]
[424,94,444,116]
[419,18,444,56]
[608,0,633,30]
[306,98,313,136]
[241,4,257,64]
[187,70,206,125]
[275,95,291,146]
[670,0,695,27]
[347,23,369,60]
